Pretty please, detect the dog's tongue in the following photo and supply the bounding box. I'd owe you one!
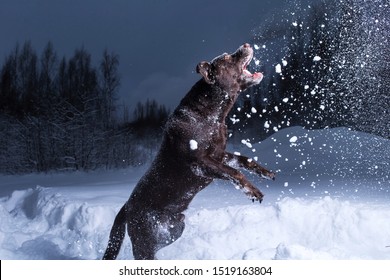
[252,72,263,80]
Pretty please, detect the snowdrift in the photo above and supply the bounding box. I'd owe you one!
[0,126,389,259]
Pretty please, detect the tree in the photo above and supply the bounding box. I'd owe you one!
[99,49,120,128]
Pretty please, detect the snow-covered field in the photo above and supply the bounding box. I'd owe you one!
[0,126,389,260]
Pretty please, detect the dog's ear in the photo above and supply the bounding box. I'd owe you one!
[196,61,215,84]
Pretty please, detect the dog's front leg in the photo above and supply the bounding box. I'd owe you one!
[201,156,264,202]
[223,152,276,180]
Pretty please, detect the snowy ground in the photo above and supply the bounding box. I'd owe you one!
[0,126,389,260]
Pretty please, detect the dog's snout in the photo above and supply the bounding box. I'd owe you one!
[243,43,251,48]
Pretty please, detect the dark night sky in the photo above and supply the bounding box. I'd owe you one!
[0,0,288,112]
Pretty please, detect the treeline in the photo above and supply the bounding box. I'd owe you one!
[231,0,389,141]
[0,42,169,174]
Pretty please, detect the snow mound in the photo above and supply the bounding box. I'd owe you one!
[0,186,116,259]
[159,197,390,260]
[1,186,390,260]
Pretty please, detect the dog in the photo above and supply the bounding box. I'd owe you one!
[102,43,275,260]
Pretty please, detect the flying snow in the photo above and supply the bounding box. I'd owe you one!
[289,136,298,143]
[313,56,321,62]
[275,64,282,73]
[189,140,198,150]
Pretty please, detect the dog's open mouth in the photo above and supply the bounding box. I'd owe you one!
[241,46,263,81]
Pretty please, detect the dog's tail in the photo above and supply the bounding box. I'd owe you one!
[102,204,127,260]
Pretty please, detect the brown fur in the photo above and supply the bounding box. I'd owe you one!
[102,43,275,260]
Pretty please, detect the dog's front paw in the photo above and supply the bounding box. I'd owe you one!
[261,170,276,181]
[247,188,264,204]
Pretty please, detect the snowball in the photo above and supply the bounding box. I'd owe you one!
[254,44,260,50]
[275,64,282,73]
[313,56,321,61]
[304,85,309,90]
[283,98,289,103]
[292,22,298,27]
[241,139,253,148]
[289,136,298,143]
[189,140,198,150]
[230,117,240,124]
[251,107,257,114]
[264,121,270,128]
[282,59,288,66]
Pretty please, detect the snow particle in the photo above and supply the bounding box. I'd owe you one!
[251,107,257,114]
[275,64,282,73]
[313,56,321,62]
[289,136,298,143]
[189,140,198,150]
[241,139,253,148]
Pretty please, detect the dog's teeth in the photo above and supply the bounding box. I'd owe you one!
[244,69,252,76]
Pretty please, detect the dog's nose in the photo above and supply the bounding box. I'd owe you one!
[243,43,251,48]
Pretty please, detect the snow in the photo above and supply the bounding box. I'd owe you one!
[275,63,282,73]
[189,139,198,150]
[289,136,298,143]
[313,56,321,61]
[0,126,390,260]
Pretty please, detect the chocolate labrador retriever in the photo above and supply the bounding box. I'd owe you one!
[102,43,275,260]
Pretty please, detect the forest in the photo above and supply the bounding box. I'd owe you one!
[0,0,388,174]
[0,43,170,173]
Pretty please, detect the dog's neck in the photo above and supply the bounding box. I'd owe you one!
[176,79,239,123]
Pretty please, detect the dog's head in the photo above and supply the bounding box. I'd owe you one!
[196,43,263,93]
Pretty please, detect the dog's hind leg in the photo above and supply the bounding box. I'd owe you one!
[102,205,127,260]
[129,212,185,260]
[131,236,157,260]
